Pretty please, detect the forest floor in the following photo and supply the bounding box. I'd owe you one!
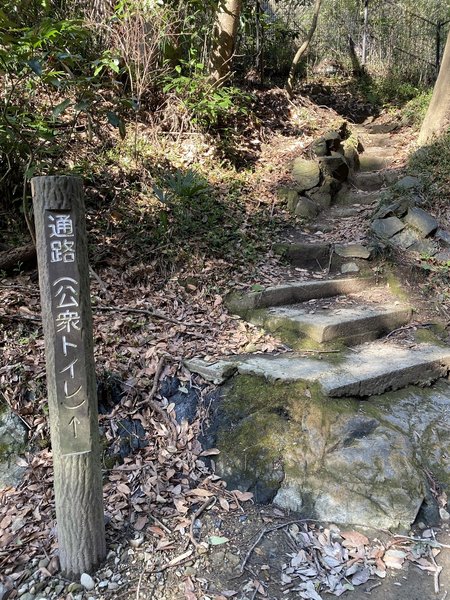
[1,79,450,600]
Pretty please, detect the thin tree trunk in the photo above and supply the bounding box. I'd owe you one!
[209,0,242,87]
[418,29,450,145]
[286,0,322,98]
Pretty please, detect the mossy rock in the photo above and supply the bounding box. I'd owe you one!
[206,373,447,528]
[292,158,321,191]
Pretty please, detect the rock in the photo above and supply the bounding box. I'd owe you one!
[340,262,359,274]
[408,240,438,256]
[319,153,349,182]
[274,242,331,269]
[389,227,422,249]
[307,189,332,209]
[292,158,321,191]
[354,171,384,191]
[343,144,360,171]
[276,188,299,211]
[311,139,328,157]
[404,207,438,237]
[206,373,450,528]
[19,594,35,600]
[371,217,405,239]
[396,175,421,191]
[0,584,8,600]
[290,196,318,218]
[320,175,342,199]
[435,229,450,245]
[335,244,372,259]
[434,250,450,263]
[80,573,95,591]
[0,406,28,488]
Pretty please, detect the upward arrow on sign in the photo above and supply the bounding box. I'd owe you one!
[69,416,81,438]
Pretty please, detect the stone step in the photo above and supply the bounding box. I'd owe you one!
[358,150,392,172]
[226,277,374,315]
[334,185,379,206]
[274,242,331,269]
[353,171,386,192]
[185,341,450,397]
[257,301,412,344]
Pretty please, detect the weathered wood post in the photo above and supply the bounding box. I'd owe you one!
[31,176,106,577]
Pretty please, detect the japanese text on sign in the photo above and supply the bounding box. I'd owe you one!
[46,212,91,455]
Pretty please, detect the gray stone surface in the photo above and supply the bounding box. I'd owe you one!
[340,262,360,274]
[434,250,450,263]
[354,171,385,192]
[0,407,28,488]
[335,244,372,259]
[261,301,411,344]
[404,207,438,237]
[292,158,321,191]
[208,375,450,529]
[186,341,450,397]
[408,240,438,256]
[307,188,332,208]
[293,196,320,218]
[389,227,422,249]
[436,229,450,245]
[396,175,421,191]
[225,277,375,314]
[371,216,405,238]
[358,148,393,172]
[184,358,237,385]
[334,185,379,206]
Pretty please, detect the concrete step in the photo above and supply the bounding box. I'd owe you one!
[185,341,450,397]
[226,277,375,315]
[258,301,412,344]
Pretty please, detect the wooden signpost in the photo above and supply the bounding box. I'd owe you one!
[32,176,106,577]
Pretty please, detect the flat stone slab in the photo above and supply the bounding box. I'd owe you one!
[372,216,405,238]
[404,207,438,237]
[185,341,450,397]
[334,186,379,206]
[334,243,372,259]
[226,277,375,314]
[261,301,412,344]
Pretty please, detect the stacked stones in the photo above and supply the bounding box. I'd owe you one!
[371,176,450,262]
[281,125,361,219]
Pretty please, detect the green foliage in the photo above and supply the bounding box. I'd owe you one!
[358,75,425,108]
[163,59,251,129]
[401,90,433,127]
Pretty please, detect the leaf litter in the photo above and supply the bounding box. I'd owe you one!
[0,103,449,599]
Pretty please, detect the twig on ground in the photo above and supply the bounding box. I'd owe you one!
[89,265,113,302]
[189,495,217,548]
[393,535,450,549]
[133,355,177,435]
[365,582,382,593]
[235,519,314,577]
[135,569,144,600]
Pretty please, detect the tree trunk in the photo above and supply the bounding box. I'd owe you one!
[286,0,323,98]
[209,0,242,87]
[418,29,450,145]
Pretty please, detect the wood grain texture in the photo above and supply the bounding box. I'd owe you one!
[31,176,106,576]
